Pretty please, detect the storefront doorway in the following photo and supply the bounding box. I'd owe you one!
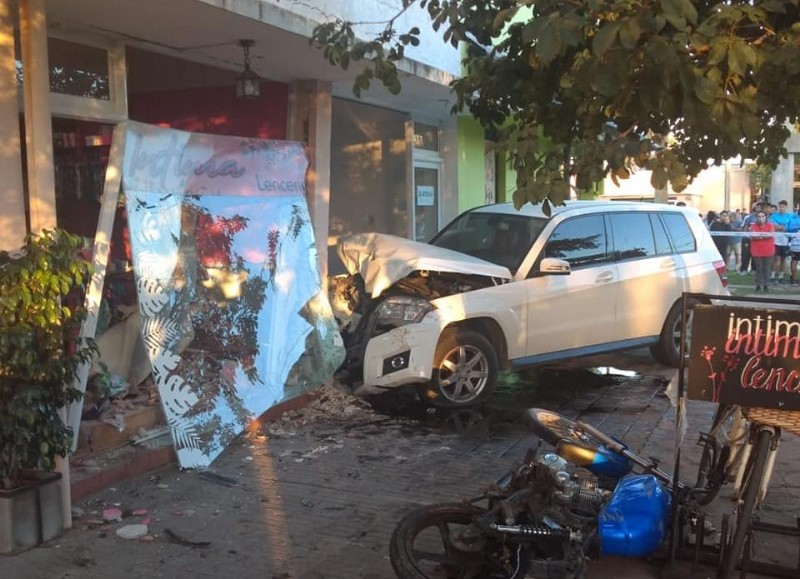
[414,163,440,242]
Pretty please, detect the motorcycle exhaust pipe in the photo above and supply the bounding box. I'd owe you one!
[489,523,581,542]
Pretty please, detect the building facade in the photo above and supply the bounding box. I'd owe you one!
[2,0,498,277]
[599,160,756,215]
[769,129,800,212]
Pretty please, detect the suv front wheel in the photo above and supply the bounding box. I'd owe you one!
[424,328,498,407]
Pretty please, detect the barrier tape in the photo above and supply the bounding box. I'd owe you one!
[708,230,800,238]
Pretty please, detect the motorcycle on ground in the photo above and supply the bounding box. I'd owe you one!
[389,407,735,579]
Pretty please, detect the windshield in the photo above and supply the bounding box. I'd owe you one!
[430,210,548,272]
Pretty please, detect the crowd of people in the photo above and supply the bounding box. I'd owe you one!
[704,200,800,293]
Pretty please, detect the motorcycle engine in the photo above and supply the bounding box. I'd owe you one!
[485,453,611,579]
[538,452,610,518]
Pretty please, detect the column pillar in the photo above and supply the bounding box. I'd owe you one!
[20,0,56,233]
[0,0,27,249]
[288,80,332,285]
[19,0,70,529]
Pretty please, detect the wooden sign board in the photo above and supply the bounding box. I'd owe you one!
[687,304,800,410]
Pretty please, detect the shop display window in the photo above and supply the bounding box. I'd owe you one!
[52,118,114,238]
[48,37,110,100]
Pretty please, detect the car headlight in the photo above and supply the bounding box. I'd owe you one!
[375,296,434,326]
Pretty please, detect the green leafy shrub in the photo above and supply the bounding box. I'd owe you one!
[0,230,96,489]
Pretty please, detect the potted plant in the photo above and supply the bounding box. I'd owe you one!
[0,229,95,554]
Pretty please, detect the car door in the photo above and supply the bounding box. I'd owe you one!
[523,213,619,360]
[610,211,680,341]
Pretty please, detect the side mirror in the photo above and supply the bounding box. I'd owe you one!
[538,257,571,275]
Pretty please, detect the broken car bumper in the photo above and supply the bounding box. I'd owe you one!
[361,317,442,388]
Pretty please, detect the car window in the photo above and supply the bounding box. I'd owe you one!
[542,214,608,268]
[431,211,548,272]
[660,212,696,253]
[650,213,673,255]
[609,212,656,260]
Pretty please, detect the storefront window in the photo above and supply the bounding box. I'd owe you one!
[14,34,110,100]
[49,38,110,100]
[413,122,439,152]
[52,118,114,238]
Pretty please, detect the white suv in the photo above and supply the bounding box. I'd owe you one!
[331,201,728,407]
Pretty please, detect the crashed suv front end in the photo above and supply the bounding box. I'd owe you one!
[329,232,514,396]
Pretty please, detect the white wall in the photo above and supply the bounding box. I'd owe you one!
[770,128,800,206]
[262,0,462,76]
[600,163,738,214]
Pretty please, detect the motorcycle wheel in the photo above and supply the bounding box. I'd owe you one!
[390,503,504,579]
[525,408,607,451]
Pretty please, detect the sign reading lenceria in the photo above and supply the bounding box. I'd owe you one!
[687,305,800,410]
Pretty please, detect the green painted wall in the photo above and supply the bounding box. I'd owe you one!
[456,116,520,207]
[457,116,487,211]
[456,43,518,207]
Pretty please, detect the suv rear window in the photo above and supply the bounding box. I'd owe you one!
[650,213,673,255]
[660,213,696,253]
[608,213,656,260]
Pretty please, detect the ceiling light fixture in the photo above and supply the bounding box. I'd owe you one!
[235,39,260,100]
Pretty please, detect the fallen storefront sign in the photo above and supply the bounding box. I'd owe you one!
[109,121,344,469]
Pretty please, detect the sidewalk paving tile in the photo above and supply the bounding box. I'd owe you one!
[1,350,798,579]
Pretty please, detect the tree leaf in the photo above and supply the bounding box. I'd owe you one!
[741,114,761,140]
[536,17,562,65]
[559,15,584,48]
[660,0,686,31]
[491,7,515,34]
[728,40,756,76]
[619,18,642,49]
[550,180,570,205]
[592,21,620,61]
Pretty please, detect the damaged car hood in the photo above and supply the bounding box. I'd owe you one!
[338,233,513,298]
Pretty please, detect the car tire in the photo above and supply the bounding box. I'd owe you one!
[650,298,698,367]
[423,327,498,408]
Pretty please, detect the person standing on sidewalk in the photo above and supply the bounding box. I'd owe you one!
[740,202,763,273]
[729,209,743,271]
[750,210,776,293]
[789,213,800,285]
[769,200,792,284]
[710,210,732,266]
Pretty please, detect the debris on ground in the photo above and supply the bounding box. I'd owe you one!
[131,425,172,449]
[196,471,238,487]
[102,507,123,522]
[164,528,211,548]
[72,547,96,567]
[257,381,376,437]
[115,524,149,540]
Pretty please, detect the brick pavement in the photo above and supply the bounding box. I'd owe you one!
[1,350,798,579]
